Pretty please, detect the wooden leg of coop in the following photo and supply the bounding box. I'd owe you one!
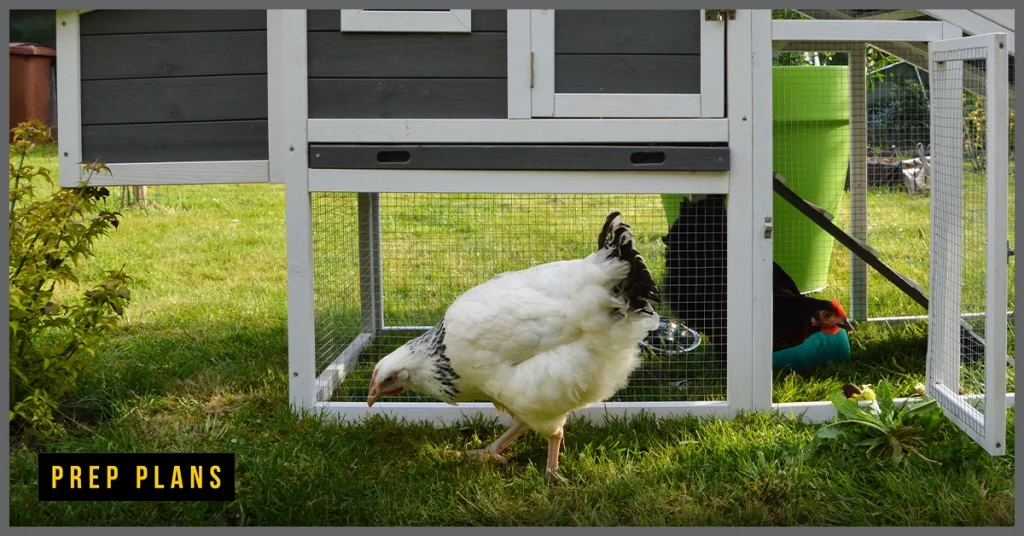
[358,193,384,336]
[848,44,869,322]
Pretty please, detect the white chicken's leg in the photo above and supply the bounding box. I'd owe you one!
[545,427,568,483]
[464,421,529,464]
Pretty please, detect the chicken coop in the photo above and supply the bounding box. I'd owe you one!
[54,8,1014,456]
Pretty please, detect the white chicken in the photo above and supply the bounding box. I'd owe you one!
[366,211,660,481]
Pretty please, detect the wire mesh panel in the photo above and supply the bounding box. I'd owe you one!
[309,193,731,405]
[927,37,1010,455]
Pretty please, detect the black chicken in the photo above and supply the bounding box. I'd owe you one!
[772,263,853,351]
[662,195,729,360]
[662,195,853,358]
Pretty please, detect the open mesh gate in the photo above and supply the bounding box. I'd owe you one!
[926,33,1011,456]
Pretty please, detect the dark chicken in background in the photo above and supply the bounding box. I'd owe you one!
[662,195,729,361]
[662,195,853,359]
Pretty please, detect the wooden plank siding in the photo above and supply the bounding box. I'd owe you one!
[78,10,269,163]
[306,10,508,119]
[553,10,702,94]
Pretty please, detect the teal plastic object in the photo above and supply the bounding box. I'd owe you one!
[772,329,851,371]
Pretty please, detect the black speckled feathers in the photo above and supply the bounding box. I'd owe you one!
[408,322,460,400]
[599,211,660,316]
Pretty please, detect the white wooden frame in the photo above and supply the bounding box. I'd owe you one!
[55,10,272,188]
[771,20,945,42]
[300,10,759,423]
[79,161,270,186]
[920,10,1015,55]
[269,10,317,412]
[340,9,471,33]
[55,10,83,188]
[926,32,1010,456]
[308,170,729,194]
[523,9,726,119]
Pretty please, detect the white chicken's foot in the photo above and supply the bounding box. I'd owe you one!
[544,427,568,484]
[461,421,529,465]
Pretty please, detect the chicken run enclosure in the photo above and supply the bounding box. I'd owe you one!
[55,9,1015,455]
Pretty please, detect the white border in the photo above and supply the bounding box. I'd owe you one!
[700,10,727,118]
[306,118,730,143]
[771,20,945,42]
[528,9,555,117]
[749,10,775,412]
[921,10,1014,54]
[307,169,730,195]
[316,400,734,426]
[56,10,83,188]
[312,392,1015,426]
[552,94,702,118]
[724,9,756,411]
[982,31,1009,456]
[80,161,269,186]
[506,10,532,119]
[340,9,471,33]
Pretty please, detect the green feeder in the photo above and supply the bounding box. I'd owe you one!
[772,65,851,293]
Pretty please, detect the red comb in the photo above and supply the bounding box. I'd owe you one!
[831,298,847,318]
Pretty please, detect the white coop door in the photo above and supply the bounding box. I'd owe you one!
[926,33,1011,456]
[526,9,726,118]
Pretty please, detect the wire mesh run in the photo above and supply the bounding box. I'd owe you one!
[768,36,1014,409]
[310,193,731,404]
[928,47,1012,437]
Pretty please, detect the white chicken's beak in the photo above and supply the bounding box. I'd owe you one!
[367,382,380,407]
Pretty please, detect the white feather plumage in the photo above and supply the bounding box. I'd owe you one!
[368,212,659,479]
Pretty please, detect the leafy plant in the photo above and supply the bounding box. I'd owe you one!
[865,46,902,91]
[964,92,1016,170]
[805,380,943,465]
[8,120,132,440]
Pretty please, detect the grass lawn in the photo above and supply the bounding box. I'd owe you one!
[8,146,1016,526]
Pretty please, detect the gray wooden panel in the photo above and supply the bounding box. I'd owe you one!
[555,10,701,54]
[81,75,268,125]
[307,10,342,31]
[81,121,269,163]
[307,10,507,32]
[471,10,507,32]
[309,79,506,119]
[308,145,730,171]
[308,32,506,78]
[555,55,701,94]
[80,10,267,35]
[81,31,267,80]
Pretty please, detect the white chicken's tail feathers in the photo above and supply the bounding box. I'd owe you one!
[597,211,660,317]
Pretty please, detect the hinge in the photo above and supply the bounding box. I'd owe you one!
[529,52,535,89]
[705,9,736,22]
[763,217,773,239]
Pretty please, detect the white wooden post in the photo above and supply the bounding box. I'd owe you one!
[725,9,756,412]
[268,10,317,412]
[749,9,776,412]
[983,32,1009,455]
[849,43,869,322]
[55,10,83,188]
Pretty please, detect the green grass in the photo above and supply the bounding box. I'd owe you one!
[8,146,1015,525]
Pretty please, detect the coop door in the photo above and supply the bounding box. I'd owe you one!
[926,33,1011,456]
[526,9,726,118]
